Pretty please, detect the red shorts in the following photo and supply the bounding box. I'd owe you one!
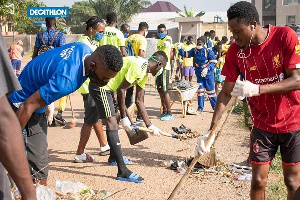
[250,127,300,165]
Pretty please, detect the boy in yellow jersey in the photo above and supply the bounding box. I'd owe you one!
[156,24,173,121]
[125,22,149,111]
[89,51,168,183]
[99,12,128,57]
[181,36,196,81]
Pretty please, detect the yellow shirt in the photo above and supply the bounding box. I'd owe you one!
[125,34,147,56]
[157,35,172,70]
[77,36,98,94]
[103,56,148,92]
[99,26,125,47]
[182,43,196,67]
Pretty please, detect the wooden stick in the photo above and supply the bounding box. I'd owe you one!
[168,96,237,200]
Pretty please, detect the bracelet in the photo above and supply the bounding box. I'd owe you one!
[121,114,127,119]
[146,121,152,128]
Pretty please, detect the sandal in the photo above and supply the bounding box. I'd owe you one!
[117,173,145,183]
[108,157,133,165]
[74,153,95,163]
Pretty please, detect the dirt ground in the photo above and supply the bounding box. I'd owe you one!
[21,56,252,199]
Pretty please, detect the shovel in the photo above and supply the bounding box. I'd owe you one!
[125,127,149,145]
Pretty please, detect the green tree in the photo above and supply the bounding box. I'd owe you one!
[176,5,205,17]
[89,0,151,25]
[66,1,96,34]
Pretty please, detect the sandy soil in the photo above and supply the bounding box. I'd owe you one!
[21,55,252,199]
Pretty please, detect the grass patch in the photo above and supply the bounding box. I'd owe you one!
[233,101,244,114]
[266,148,287,199]
[24,51,33,56]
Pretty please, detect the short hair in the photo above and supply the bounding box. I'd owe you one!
[120,24,130,32]
[197,36,206,43]
[227,1,260,25]
[215,36,220,41]
[152,51,168,65]
[187,36,193,40]
[210,30,215,34]
[204,31,211,37]
[222,36,228,42]
[157,24,166,29]
[106,12,118,24]
[86,16,105,31]
[94,45,123,72]
[45,17,56,28]
[138,22,149,31]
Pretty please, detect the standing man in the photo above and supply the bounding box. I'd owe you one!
[89,51,167,183]
[181,36,196,81]
[125,22,149,110]
[9,43,123,186]
[215,36,229,95]
[100,12,128,57]
[32,17,68,126]
[8,40,24,77]
[74,17,110,163]
[204,31,213,49]
[195,2,300,199]
[156,24,173,121]
[0,34,37,200]
[120,24,130,39]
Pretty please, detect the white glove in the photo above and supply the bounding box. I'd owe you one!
[46,102,55,125]
[195,131,215,156]
[177,43,182,50]
[218,57,224,63]
[231,80,260,97]
[163,41,171,48]
[201,67,208,77]
[148,125,161,136]
[120,116,132,132]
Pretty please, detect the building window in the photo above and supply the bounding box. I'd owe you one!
[283,0,300,5]
[287,15,296,25]
[263,0,276,11]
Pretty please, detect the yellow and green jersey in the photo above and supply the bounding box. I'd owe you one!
[125,34,147,56]
[182,42,196,67]
[157,35,172,70]
[99,26,125,48]
[103,56,148,92]
[77,36,98,94]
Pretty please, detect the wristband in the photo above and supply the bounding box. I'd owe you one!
[146,121,152,128]
[121,114,127,119]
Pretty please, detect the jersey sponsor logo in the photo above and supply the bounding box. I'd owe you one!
[60,45,75,60]
[249,66,257,71]
[273,54,281,68]
[254,73,284,84]
[103,31,117,37]
[141,62,147,71]
[295,45,300,55]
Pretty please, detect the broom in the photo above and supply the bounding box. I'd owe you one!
[168,96,238,200]
[68,95,77,128]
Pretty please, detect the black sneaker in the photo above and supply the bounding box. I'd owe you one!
[55,113,66,126]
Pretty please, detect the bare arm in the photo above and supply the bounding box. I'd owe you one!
[260,68,300,94]
[0,95,37,200]
[209,81,235,130]
[32,46,39,59]
[117,79,132,118]
[16,90,47,129]
[120,46,128,57]
[138,49,145,58]
[135,85,151,127]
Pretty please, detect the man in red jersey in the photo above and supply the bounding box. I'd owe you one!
[195,1,300,199]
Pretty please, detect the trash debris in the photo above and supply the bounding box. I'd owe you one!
[36,185,57,200]
[168,80,193,91]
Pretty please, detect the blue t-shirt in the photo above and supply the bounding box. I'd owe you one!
[9,43,92,113]
[35,29,66,48]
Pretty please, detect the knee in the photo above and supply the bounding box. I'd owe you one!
[284,175,300,192]
[251,175,268,191]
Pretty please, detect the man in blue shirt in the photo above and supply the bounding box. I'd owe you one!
[9,44,123,185]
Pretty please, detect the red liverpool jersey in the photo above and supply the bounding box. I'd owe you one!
[222,25,300,133]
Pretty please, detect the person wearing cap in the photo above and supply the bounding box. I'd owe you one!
[8,40,24,77]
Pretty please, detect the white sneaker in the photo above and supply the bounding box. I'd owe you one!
[99,144,110,156]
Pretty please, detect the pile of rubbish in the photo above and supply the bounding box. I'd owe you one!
[168,80,193,91]
[12,180,112,200]
[171,124,201,140]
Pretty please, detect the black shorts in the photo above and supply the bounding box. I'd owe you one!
[156,70,170,93]
[250,127,300,165]
[89,82,118,119]
[82,93,100,124]
[10,102,48,180]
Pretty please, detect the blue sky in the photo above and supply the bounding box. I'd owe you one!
[38,0,251,12]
